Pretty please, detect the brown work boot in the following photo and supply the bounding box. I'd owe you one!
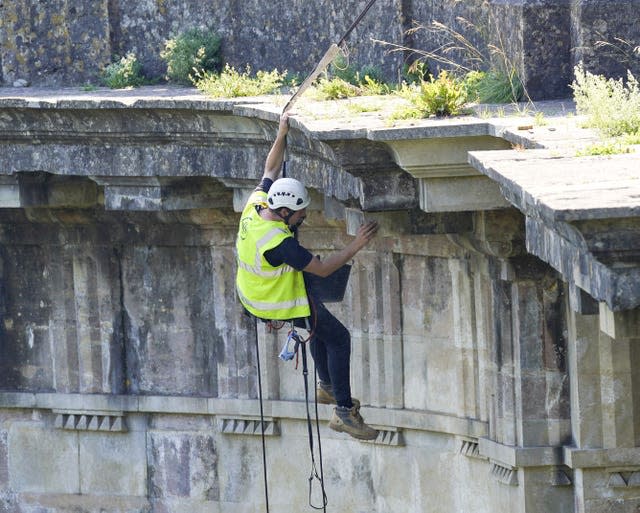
[316,381,360,409]
[329,405,378,441]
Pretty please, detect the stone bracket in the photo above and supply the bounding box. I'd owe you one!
[608,471,640,488]
[459,437,484,460]
[219,416,280,436]
[90,176,161,211]
[366,427,405,446]
[382,135,511,212]
[53,409,127,432]
[490,462,518,486]
[90,176,233,212]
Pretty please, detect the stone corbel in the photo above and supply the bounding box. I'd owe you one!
[0,175,20,207]
[53,409,127,432]
[321,139,418,211]
[90,176,234,211]
[218,416,280,436]
[90,176,162,211]
[381,136,511,212]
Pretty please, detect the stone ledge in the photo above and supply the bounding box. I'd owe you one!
[563,446,640,469]
[0,392,487,439]
[479,438,563,468]
[468,148,640,311]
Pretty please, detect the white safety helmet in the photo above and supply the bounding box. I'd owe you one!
[267,178,310,211]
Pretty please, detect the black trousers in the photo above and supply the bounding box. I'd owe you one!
[296,297,353,408]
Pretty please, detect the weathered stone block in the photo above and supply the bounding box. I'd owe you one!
[8,423,79,493]
[79,428,147,495]
[148,431,219,501]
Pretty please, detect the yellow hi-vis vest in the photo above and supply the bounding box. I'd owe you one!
[235,190,310,320]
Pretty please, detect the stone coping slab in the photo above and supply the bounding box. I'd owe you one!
[0,85,577,143]
[469,149,640,222]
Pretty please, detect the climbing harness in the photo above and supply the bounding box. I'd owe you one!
[282,0,379,113]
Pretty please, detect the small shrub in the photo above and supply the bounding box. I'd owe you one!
[572,63,640,137]
[161,28,221,85]
[359,74,391,96]
[393,71,467,119]
[102,53,145,89]
[323,54,390,96]
[314,77,361,100]
[194,64,285,98]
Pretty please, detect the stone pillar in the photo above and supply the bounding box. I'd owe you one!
[349,249,404,409]
[490,0,573,99]
[481,255,573,513]
[566,297,640,512]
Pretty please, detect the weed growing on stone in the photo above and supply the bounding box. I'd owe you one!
[391,71,467,119]
[572,63,640,137]
[576,141,635,156]
[161,28,221,85]
[101,53,145,89]
[374,1,527,107]
[329,54,385,87]
[346,101,383,114]
[534,111,548,126]
[312,77,361,100]
[310,54,391,100]
[194,65,285,98]
[464,69,523,104]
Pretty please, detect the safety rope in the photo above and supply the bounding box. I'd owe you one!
[253,316,270,513]
[282,0,378,113]
[271,295,327,511]
[280,318,327,511]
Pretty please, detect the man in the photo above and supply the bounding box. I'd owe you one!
[236,112,379,440]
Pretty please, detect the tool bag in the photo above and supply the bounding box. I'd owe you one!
[303,264,351,303]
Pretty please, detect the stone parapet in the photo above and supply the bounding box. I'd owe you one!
[2,1,640,98]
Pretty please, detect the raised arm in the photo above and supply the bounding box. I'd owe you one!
[263,113,290,182]
[303,220,379,277]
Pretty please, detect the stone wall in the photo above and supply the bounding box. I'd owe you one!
[1,89,640,512]
[1,0,640,98]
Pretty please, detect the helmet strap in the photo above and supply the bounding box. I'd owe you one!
[275,207,294,226]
